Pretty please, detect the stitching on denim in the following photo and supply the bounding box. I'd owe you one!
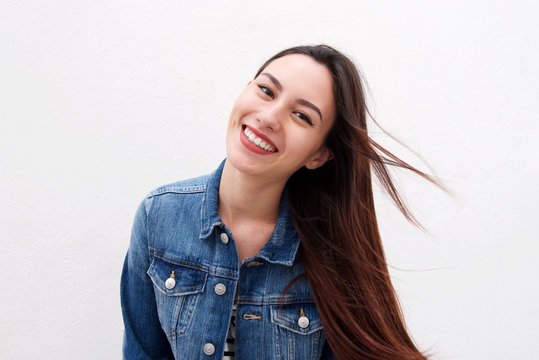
[148,268,207,296]
[270,306,322,335]
[150,250,209,271]
[201,191,207,236]
[165,284,203,292]
[238,296,315,305]
[200,205,206,238]
[273,313,321,326]
[148,185,206,198]
[201,174,214,236]
[272,320,323,335]
[149,249,239,280]
[177,291,201,336]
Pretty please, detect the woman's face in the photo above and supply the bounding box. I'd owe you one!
[226,54,336,183]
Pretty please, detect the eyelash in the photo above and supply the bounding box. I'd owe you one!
[294,111,313,125]
[257,85,313,126]
[258,85,274,99]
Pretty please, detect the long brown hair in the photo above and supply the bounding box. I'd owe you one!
[256,45,443,360]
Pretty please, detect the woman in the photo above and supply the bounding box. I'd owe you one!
[121,45,440,360]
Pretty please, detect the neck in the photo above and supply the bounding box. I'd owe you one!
[218,160,285,226]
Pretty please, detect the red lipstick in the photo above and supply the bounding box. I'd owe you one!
[240,125,278,155]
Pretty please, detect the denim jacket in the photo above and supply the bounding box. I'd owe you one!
[121,160,335,360]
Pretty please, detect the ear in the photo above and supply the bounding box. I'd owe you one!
[304,146,334,170]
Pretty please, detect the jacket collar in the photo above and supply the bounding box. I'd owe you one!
[200,159,301,267]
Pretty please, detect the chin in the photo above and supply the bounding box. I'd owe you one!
[226,148,260,175]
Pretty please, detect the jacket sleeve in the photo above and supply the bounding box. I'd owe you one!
[121,198,174,360]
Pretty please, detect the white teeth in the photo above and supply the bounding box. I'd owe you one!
[243,127,276,152]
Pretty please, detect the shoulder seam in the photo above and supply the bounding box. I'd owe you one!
[147,185,206,198]
[144,173,211,198]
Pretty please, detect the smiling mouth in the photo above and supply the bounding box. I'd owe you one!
[242,125,278,152]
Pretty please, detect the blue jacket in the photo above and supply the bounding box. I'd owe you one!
[121,160,335,359]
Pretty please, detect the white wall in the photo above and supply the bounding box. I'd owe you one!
[1,1,537,359]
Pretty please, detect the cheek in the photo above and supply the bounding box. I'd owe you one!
[239,98,255,113]
[232,88,254,110]
[234,88,262,115]
[290,130,327,157]
[229,103,246,126]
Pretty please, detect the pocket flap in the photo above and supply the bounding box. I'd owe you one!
[148,256,208,296]
[271,301,323,335]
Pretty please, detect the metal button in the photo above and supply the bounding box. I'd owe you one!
[203,342,215,355]
[298,315,310,328]
[220,233,229,244]
[165,271,176,290]
[214,283,226,295]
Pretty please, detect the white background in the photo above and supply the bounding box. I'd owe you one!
[1,1,537,359]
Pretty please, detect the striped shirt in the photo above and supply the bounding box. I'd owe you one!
[223,304,237,359]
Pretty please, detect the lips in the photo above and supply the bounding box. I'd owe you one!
[240,125,279,154]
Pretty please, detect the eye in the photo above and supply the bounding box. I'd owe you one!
[294,111,313,126]
[258,85,274,99]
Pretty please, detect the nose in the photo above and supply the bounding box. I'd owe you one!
[257,103,284,132]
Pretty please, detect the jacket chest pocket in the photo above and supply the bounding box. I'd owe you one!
[147,256,208,337]
[271,302,325,359]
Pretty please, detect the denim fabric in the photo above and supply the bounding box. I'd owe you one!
[121,159,336,360]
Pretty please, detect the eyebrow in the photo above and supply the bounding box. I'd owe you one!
[260,72,323,122]
[260,72,283,91]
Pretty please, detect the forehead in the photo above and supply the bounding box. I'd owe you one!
[261,54,335,121]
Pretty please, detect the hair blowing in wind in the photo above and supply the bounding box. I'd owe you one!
[257,45,445,360]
